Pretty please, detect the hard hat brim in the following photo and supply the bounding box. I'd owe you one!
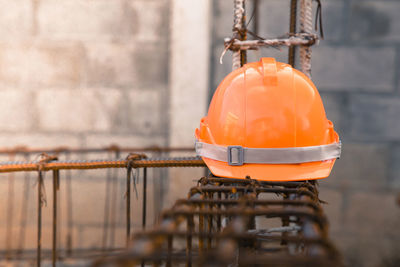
[202,156,336,181]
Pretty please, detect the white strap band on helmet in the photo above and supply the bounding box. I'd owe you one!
[195,141,341,166]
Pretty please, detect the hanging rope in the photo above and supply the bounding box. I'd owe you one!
[37,153,58,206]
[314,0,324,39]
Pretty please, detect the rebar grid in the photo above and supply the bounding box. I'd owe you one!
[0,147,201,267]
[93,176,342,267]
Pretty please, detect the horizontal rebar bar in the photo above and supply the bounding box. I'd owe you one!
[225,33,318,50]
[0,157,205,173]
[161,208,326,228]
[174,199,321,212]
[0,146,195,155]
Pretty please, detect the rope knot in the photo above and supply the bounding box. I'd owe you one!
[197,177,209,186]
[126,153,148,169]
[37,153,58,171]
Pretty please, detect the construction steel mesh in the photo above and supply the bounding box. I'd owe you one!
[0,147,202,266]
[0,147,342,267]
[93,176,342,267]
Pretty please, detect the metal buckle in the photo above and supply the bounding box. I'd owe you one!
[227,146,244,166]
[195,141,202,152]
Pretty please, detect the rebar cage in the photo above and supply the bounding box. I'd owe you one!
[94,176,342,267]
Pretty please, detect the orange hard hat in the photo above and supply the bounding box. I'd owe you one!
[195,58,340,181]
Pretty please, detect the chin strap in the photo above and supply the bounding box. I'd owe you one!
[195,141,341,166]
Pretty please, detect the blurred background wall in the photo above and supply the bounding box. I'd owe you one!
[0,0,210,264]
[0,0,399,266]
[0,0,170,148]
[0,0,176,261]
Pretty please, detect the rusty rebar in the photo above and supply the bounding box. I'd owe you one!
[109,150,120,248]
[92,176,341,267]
[65,153,73,256]
[252,0,259,36]
[0,157,204,173]
[289,0,298,66]
[52,170,60,267]
[5,154,15,260]
[17,154,30,258]
[232,0,246,70]
[126,165,132,245]
[142,168,147,230]
[224,33,317,51]
[37,170,43,267]
[102,162,112,250]
[0,146,194,155]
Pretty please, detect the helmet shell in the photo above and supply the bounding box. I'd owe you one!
[195,58,339,181]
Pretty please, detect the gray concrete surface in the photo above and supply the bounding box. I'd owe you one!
[0,0,173,262]
[0,0,169,148]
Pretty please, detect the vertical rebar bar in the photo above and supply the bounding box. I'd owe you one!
[109,150,120,247]
[56,167,62,253]
[65,152,74,256]
[207,193,213,249]
[65,154,73,256]
[52,170,60,267]
[154,151,163,223]
[240,0,247,66]
[126,165,131,245]
[281,194,290,246]
[232,0,246,70]
[253,0,259,36]
[288,0,298,67]
[217,191,222,233]
[199,201,204,253]
[167,235,173,267]
[6,154,15,260]
[299,0,313,77]
[142,168,147,229]
[186,215,194,267]
[18,153,30,258]
[102,155,112,250]
[37,170,43,267]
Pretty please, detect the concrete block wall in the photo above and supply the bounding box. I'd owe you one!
[0,0,172,256]
[210,0,400,266]
[0,0,214,259]
[0,0,169,148]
